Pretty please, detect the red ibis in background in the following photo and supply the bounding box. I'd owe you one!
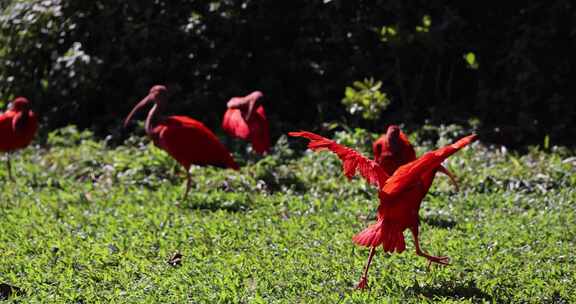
[289,131,477,289]
[222,91,270,155]
[0,97,38,181]
[124,85,239,198]
[373,125,460,191]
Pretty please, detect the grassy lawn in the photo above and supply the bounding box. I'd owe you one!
[0,126,575,303]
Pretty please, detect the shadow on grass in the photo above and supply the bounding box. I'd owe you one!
[0,283,24,300]
[180,195,251,212]
[253,164,308,194]
[408,281,492,302]
[423,216,457,229]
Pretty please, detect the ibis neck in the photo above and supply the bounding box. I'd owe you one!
[14,110,30,132]
[387,134,400,155]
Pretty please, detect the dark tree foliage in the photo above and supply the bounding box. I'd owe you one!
[0,0,574,146]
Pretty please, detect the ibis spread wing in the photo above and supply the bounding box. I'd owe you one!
[289,131,389,188]
[383,134,477,196]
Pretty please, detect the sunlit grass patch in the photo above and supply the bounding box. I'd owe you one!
[0,126,574,303]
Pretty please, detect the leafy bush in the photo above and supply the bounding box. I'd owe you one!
[1,0,575,146]
[342,78,390,121]
[47,125,96,147]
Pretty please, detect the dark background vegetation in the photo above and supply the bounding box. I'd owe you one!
[1,0,574,147]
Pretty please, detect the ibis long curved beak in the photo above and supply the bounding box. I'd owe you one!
[124,95,152,128]
[227,91,263,121]
[245,91,263,121]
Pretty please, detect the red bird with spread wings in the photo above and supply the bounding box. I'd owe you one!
[0,97,38,181]
[124,85,239,198]
[222,91,270,155]
[289,131,477,289]
[373,125,460,190]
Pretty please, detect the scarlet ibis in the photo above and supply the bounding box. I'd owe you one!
[0,97,38,181]
[289,131,477,289]
[373,125,460,191]
[124,85,239,198]
[222,91,270,154]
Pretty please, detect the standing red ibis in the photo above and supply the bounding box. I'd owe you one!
[289,131,477,289]
[124,85,239,198]
[222,91,270,155]
[373,125,460,190]
[0,97,38,181]
[372,125,415,175]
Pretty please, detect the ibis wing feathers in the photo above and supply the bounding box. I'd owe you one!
[383,134,477,196]
[158,116,239,170]
[0,112,14,151]
[289,131,389,188]
[222,108,250,139]
[222,106,270,154]
[352,221,384,247]
[248,106,270,154]
[353,220,406,253]
[0,110,38,151]
[0,111,13,128]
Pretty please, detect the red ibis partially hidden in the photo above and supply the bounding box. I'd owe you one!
[0,97,38,181]
[222,91,270,155]
[373,125,460,191]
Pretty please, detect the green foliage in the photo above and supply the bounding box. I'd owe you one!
[47,125,96,147]
[342,78,390,121]
[0,126,575,302]
[0,0,81,100]
[378,25,398,42]
[415,123,471,148]
[415,15,432,33]
[332,128,376,155]
[1,1,575,145]
[463,52,479,70]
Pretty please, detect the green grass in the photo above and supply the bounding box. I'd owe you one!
[1,126,575,303]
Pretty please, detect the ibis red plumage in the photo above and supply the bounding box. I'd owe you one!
[289,131,477,289]
[222,91,270,155]
[124,85,239,198]
[0,97,38,181]
[373,125,460,191]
